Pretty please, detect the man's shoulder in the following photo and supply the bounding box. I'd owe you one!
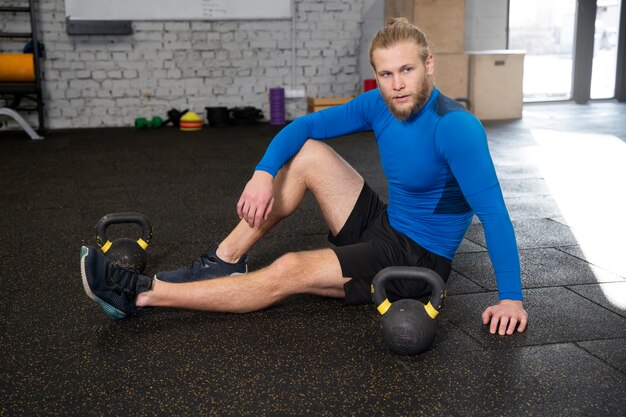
[354,88,383,105]
[430,90,486,152]
[432,91,471,118]
[351,88,388,121]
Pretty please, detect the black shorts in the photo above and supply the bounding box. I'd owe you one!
[329,182,452,305]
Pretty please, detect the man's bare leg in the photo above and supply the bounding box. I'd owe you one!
[137,249,348,312]
[214,140,364,262]
[136,140,364,312]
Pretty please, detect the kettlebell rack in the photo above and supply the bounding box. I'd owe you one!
[0,0,45,137]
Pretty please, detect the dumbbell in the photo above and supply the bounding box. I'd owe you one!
[134,116,163,129]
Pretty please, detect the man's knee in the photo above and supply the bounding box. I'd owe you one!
[287,139,332,172]
[264,252,307,295]
[264,249,346,299]
[268,252,304,280]
[300,138,331,156]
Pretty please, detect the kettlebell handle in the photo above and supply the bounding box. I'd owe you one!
[372,266,446,319]
[95,212,153,253]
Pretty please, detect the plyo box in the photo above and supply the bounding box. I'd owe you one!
[307,97,353,113]
[468,50,525,121]
[434,52,468,100]
[385,0,465,53]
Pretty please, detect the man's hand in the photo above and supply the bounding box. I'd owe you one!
[237,170,275,228]
[482,299,528,336]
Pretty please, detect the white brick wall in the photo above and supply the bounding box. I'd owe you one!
[1,0,364,129]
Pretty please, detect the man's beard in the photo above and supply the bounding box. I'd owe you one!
[383,75,434,121]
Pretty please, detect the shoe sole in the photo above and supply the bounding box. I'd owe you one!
[80,246,128,320]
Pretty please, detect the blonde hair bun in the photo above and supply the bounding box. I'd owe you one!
[369,17,431,68]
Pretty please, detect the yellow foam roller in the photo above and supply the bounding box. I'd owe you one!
[0,53,35,82]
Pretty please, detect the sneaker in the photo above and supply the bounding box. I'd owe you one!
[155,243,248,283]
[80,246,153,319]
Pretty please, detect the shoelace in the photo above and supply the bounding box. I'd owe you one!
[106,263,138,297]
[191,252,219,268]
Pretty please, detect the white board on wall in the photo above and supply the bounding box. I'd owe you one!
[65,0,292,21]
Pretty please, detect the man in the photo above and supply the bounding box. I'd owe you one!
[81,18,528,336]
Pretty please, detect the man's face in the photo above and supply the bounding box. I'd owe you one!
[372,41,434,121]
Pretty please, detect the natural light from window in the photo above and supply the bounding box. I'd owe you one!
[509,0,621,101]
[530,128,626,309]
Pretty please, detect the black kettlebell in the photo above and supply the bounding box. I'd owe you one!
[371,267,447,355]
[94,212,153,273]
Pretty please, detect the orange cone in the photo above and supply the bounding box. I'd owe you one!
[179,112,203,131]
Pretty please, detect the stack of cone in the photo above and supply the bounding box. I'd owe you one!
[179,112,203,131]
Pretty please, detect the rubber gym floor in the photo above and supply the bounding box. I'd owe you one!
[1,101,625,416]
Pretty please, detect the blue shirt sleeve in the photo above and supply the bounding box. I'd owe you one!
[255,93,375,176]
[436,111,523,301]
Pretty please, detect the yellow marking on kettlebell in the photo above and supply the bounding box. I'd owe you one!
[137,238,149,250]
[101,240,112,253]
[424,301,439,319]
[377,298,392,315]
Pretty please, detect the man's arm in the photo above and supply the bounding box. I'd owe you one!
[436,111,528,335]
[238,92,377,227]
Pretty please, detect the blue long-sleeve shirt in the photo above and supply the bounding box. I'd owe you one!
[256,88,522,301]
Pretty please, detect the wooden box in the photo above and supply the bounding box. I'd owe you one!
[434,52,468,100]
[385,0,465,53]
[307,97,353,113]
[468,50,525,120]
